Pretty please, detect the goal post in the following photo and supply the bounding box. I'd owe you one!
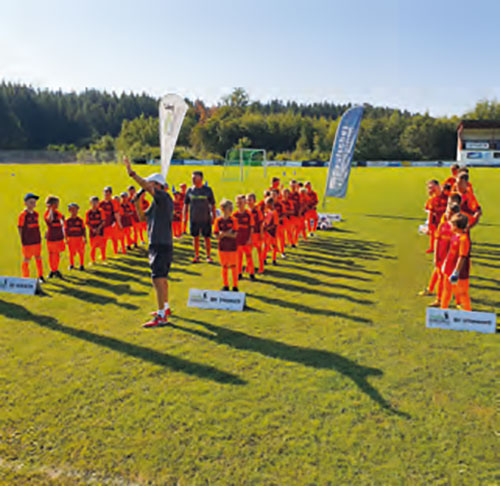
[222,148,267,182]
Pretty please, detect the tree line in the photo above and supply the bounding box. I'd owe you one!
[1,82,498,161]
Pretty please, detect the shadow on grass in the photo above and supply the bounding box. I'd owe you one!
[470,275,500,287]
[65,275,148,297]
[278,261,373,282]
[173,316,408,417]
[475,260,500,270]
[264,268,373,294]
[0,299,245,385]
[247,292,373,325]
[48,281,139,310]
[254,278,375,306]
[292,256,382,276]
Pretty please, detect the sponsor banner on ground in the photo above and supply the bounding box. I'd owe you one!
[0,276,38,295]
[324,106,364,199]
[426,307,497,334]
[188,288,245,311]
[159,94,188,179]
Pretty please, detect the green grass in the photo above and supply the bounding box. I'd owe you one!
[0,164,499,486]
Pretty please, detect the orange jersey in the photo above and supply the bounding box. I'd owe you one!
[425,193,448,227]
[263,209,279,237]
[443,176,456,188]
[65,216,86,238]
[44,209,65,241]
[289,191,301,217]
[452,181,473,194]
[306,190,318,210]
[249,206,263,233]
[435,215,453,265]
[457,189,480,224]
[233,209,254,246]
[214,216,238,252]
[173,199,183,222]
[18,210,41,246]
[120,202,135,228]
[98,200,116,227]
[443,231,471,279]
[86,208,105,237]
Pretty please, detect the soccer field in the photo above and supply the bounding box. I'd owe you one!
[0,164,499,485]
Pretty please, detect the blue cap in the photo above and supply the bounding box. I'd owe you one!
[24,193,39,202]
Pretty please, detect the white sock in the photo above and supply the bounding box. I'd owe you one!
[164,302,170,310]
[157,309,165,318]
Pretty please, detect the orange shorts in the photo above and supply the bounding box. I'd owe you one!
[67,236,85,253]
[103,225,115,240]
[22,244,41,259]
[90,236,104,249]
[252,233,262,247]
[219,251,238,267]
[305,209,318,219]
[47,240,66,253]
[238,244,253,254]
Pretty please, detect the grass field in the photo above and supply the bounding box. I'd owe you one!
[0,164,499,486]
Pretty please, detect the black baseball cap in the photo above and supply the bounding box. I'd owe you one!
[104,186,112,192]
[24,193,39,202]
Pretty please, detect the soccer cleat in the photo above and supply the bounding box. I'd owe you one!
[310,232,315,237]
[238,273,243,279]
[232,286,239,292]
[48,271,56,279]
[79,265,85,271]
[250,274,256,281]
[38,276,46,283]
[291,244,297,249]
[222,286,230,291]
[428,300,440,307]
[281,253,286,258]
[418,289,433,296]
[272,260,277,266]
[192,256,200,263]
[150,308,172,317]
[142,315,168,328]
[69,265,75,271]
[55,270,64,279]
[206,256,214,263]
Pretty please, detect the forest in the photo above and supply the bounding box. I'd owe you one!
[1,83,499,161]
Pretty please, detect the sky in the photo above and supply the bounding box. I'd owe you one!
[1,0,499,117]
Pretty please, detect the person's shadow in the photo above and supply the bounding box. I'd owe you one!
[0,299,245,386]
[171,316,409,417]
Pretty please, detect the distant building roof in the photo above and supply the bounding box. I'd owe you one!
[458,120,500,131]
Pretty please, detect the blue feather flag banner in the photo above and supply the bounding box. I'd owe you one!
[324,106,364,199]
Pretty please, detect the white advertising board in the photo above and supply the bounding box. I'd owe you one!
[426,307,497,334]
[188,289,245,311]
[0,276,38,296]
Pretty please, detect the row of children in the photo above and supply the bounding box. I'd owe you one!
[420,164,482,310]
[17,185,157,280]
[213,178,319,291]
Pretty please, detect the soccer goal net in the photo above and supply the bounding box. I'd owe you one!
[222,148,267,182]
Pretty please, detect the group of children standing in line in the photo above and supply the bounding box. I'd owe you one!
[17,185,153,281]
[420,164,482,311]
[214,177,319,291]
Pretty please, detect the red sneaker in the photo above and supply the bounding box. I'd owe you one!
[142,315,168,328]
[150,308,172,317]
[192,256,200,263]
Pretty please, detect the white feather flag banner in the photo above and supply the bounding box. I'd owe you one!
[159,94,188,178]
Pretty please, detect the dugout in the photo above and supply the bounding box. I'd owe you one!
[457,120,500,166]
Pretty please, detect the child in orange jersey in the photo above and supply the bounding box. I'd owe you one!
[65,203,86,271]
[179,183,188,234]
[304,181,319,236]
[443,163,460,188]
[44,195,66,279]
[424,180,448,254]
[112,195,127,254]
[262,197,280,265]
[270,188,286,257]
[420,202,460,303]
[440,213,472,311]
[172,191,184,238]
[128,185,140,247]
[99,186,120,255]
[455,172,481,229]
[298,187,309,241]
[288,180,301,247]
[247,193,265,274]
[233,194,256,280]
[86,196,106,263]
[214,199,239,291]
[281,188,294,249]
[119,192,136,251]
[18,193,44,281]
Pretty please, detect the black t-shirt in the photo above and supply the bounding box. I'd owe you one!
[145,188,173,246]
[184,185,215,224]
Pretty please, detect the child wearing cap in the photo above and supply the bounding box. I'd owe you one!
[86,197,106,263]
[18,193,44,281]
[65,203,86,270]
[44,195,66,279]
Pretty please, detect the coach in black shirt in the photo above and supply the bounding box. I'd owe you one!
[125,157,173,328]
[183,170,216,263]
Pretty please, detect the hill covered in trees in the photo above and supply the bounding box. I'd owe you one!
[1,82,498,161]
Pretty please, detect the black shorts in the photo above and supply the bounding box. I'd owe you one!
[148,244,173,279]
[190,221,212,238]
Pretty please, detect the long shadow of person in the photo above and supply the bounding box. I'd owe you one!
[0,299,245,386]
[172,316,409,417]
